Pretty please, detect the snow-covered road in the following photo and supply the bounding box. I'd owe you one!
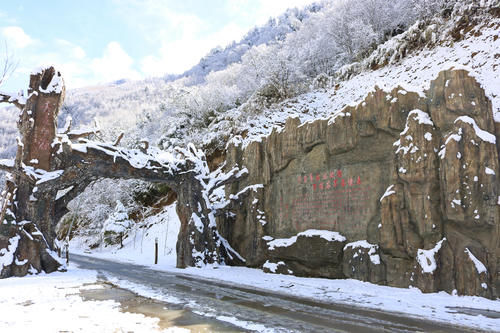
[72,254,481,332]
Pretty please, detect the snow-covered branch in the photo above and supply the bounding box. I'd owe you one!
[0,91,25,110]
[0,159,15,173]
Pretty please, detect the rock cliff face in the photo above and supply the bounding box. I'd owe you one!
[221,69,499,298]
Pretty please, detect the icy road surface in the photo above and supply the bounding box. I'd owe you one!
[72,254,479,332]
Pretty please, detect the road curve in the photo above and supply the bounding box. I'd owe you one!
[72,254,478,333]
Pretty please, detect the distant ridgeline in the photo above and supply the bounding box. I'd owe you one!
[220,69,499,299]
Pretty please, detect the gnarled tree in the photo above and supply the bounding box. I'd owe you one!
[0,67,253,277]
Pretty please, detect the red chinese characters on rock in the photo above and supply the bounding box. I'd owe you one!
[298,169,362,192]
[284,170,371,233]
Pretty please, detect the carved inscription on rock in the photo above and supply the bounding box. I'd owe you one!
[31,98,57,170]
[272,162,383,240]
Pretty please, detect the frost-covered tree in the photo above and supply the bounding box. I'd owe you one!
[102,200,133,247]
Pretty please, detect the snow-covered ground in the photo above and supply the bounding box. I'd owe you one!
[70,203,180,268]
[67,203,500,332]
[0,267,187,333]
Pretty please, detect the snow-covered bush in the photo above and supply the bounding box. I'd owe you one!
[59,179,145,246]
[102,200,133,247]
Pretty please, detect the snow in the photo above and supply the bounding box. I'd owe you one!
[379,184,395,202]
[263,260,285,273]
[74,249,500,332]
[30,66,44,75]
[424,132,432,141]
[454,116,496,144]
[416,238,446,274]
[3,5,500,331]
[213,316,270,332]
[65,202,500,332]
[71,203,180,268]
[232,11,500,148]
[464,248,487,274]
[0,159,14,168]
[297,229,346,242]
[39,70,64,94]
[21,166,65,185]
[408,109,434,126]
[55,186,74,200]
[485,167,495,175]
[0,235,20,270]
[344,240,380,265]
[0,268,184,332]
[267,229,346,250]
[191,213,204,232]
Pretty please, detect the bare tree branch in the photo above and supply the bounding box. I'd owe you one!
[0,41,23,109]
[0,40,18,87]
[113,132,124,146]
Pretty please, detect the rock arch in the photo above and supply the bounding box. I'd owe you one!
[0,67,251,277]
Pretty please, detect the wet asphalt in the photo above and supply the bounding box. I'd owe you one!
[72,254,484,333]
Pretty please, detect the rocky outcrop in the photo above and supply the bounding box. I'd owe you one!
[263,230,346,278]
[221,69,499,298]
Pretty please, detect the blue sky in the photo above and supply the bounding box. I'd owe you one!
[0,0,315,92]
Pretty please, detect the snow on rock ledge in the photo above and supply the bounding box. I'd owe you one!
[416,238,446,274]
[267,229,346,250]
[344,240,381,265]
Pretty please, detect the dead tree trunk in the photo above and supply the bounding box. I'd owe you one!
[0,66,251,278]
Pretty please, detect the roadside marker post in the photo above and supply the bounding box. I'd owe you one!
[155,237,158,265]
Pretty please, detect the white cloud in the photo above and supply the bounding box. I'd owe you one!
[257,0,316,15]
[136,0,316,76]
[140,40,200,76]
[2,0,318,91]
[90,41,141,82]
[226,0,316,25]
[55,39,87,60]
[1,26,33,49]
[72,46,86,60]
[140,22,247,76]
